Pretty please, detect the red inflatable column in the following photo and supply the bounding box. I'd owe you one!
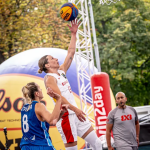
[91,72,112,137]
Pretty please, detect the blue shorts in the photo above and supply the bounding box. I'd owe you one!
[21,145,55,150]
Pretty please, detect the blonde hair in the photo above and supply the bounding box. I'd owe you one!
[38,55,48,74]
[22,82,38,110]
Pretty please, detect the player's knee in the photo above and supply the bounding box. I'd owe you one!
[93,138,102,150]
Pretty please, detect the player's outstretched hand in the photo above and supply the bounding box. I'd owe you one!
[61,104,69,113]
[67,19,80,34]
[75,107,86,122]
[47,87,61,101]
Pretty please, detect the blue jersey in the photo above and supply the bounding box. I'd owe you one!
[20,101,55,149]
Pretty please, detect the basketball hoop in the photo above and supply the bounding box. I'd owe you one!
[100,0,120,5]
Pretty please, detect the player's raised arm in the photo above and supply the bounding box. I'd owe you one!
[60,19,79,73]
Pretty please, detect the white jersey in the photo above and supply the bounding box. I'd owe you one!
[45,70,78,115]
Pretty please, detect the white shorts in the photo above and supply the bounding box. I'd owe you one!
[56,112,92,144]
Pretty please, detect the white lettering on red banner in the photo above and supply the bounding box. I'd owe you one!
[93,86,107,135]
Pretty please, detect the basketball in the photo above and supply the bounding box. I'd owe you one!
[60,2,78,21]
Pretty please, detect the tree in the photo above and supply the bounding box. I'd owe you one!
[92,0,150,106]
[0,0,70,64]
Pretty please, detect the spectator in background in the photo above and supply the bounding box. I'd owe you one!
[106,92,140,150]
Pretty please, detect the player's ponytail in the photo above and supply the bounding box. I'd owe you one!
[22,82,38,111]
[38,69,42,74]
[22,86,30,104]
[38,55,48,73]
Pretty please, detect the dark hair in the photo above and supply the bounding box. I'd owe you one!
[22,82,38,110]
[38,55,48,74]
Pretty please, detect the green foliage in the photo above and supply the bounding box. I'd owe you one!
[0,0,149,106]
[92,0,150,106]
[0,0,70,63]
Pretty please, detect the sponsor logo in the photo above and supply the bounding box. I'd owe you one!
[0,138,21,150]
[60,10,63,15]
[0,89,23,113]
[64,13,70,20]
[121,114,132,121]
[61,73,66,79]
[62,80,68,86]
[93,86,107,135]
[0,89,46,113]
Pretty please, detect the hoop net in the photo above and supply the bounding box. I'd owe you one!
[100,0,120,5]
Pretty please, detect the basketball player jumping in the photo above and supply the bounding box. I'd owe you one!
[38,19,102,150]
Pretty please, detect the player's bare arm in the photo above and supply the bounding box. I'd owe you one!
[35,88,62,126]
[59,19,80,73]
[44,75,86,122]
[106,124,114,150]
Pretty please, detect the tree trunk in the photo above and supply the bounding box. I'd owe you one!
[0,51,5,64]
